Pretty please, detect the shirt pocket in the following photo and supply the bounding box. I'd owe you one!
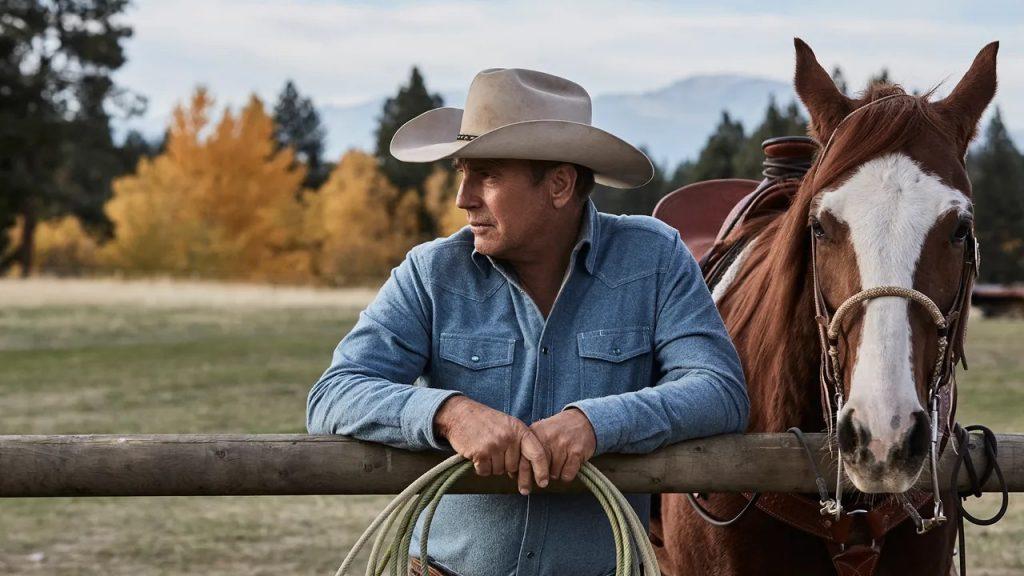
[577,326,652,396]
[438,333,516,413]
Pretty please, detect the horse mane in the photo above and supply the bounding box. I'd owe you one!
[717,84,949,432]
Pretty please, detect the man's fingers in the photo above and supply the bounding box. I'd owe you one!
[561,453,582,482]
[474,456,492,477]
[517,455,532,495]
[549,449,567,483]
[520,432,549,488]
[490,452,505,477]
[505,438,520,480]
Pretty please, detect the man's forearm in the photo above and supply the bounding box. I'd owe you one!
[564,367,748,455]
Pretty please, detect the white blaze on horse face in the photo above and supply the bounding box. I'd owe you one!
[817,153,970,463]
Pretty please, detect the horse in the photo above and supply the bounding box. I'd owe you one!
[651,38,998,576]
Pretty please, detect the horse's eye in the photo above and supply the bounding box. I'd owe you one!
[811,218,826,239]
[952,220,972,243]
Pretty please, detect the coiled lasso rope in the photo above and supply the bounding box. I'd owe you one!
[335,454,660,576]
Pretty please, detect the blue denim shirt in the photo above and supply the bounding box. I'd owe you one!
[307,199,748,576]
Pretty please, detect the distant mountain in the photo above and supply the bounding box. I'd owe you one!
[316,75,798,167]
[113,75,1024,168]
[593,75,798,167]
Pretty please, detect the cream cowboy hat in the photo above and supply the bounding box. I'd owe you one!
[390,68,654,189]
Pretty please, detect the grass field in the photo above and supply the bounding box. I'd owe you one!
[0,278,1021,575]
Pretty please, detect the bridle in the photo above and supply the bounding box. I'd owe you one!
[807,93,979,532]
[810,219,978,531]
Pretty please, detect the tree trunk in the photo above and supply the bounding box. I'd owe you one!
[15,197,36,278]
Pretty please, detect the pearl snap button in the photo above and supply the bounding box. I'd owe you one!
[471,355,480,362]
[612,347,621,355]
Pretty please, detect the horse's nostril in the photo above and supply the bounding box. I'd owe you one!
[906,410,930,459]
[838,412,858,453]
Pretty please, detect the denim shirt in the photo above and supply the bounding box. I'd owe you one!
[306,199,749,576]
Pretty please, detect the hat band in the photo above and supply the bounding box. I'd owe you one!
[456,133,477,142]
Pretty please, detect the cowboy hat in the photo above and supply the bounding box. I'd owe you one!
[390,68,654,189]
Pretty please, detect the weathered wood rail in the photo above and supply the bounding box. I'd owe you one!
[0,433,1020,497]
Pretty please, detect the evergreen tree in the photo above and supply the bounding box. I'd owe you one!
[591,147,666,215]
[734,98,808,179]
[273,80,328,189]
[968,109,1024,283]
[374,67,444,236]
[867,68,892,89]
[831,66,849,96]
[689,111,746,182]
[666,159,695,193]
[0,0,141,276]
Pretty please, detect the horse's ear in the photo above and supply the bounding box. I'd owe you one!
[793,38,853,142]
[934,42,999,155]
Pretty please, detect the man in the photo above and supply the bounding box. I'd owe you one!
[307,68,748,576]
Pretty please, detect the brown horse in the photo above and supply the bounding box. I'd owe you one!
[653,39,998,575]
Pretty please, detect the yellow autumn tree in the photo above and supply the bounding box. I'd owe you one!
[102,87,311,282]
[307,150,421,285]
[4,215,101,276]
[423,167,466,237]
[31,216,101,275]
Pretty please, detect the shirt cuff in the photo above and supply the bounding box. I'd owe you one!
[400,388,464,451]
[562,397,623,456]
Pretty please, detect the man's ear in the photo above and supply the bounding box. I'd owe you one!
[548,164,577,209]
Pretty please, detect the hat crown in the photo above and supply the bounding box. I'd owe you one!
[460,68,592,137]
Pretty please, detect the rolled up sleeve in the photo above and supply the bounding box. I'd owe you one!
[564,232,749,455]
[306,248,461,451]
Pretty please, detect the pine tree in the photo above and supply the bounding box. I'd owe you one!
[867,68,892,90]
[734,98,808,179]
[831,66,849,96]
[273,80,328,189]
[0,0,142,276]
[374,67,444,237]
[968,109,1024,283]
[666,159,696,193]
[689,111,746,182]
[591,147,666,215]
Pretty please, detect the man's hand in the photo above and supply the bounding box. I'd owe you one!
[527,408,597,485]
[434,396,549,495]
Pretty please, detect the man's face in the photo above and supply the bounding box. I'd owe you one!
[454,158,554,260]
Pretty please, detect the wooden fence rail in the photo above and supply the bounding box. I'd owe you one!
[0,433,1020,497]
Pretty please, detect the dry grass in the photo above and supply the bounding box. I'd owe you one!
[0,276,378,309]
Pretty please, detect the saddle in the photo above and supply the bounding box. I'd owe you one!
[653,136,815,285]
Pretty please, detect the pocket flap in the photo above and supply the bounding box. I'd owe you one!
[439,333,515,370]
[577,327,651,363]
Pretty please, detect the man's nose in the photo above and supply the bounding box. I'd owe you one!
[455,180,478,210]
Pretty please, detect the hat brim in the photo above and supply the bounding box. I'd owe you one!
[390,107,654,189]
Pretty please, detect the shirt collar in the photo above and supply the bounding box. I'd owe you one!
[470,198,600,275]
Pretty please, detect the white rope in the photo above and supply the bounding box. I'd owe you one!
[335,455,660,576]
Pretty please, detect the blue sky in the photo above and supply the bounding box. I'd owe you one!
[115,0,1023,146]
